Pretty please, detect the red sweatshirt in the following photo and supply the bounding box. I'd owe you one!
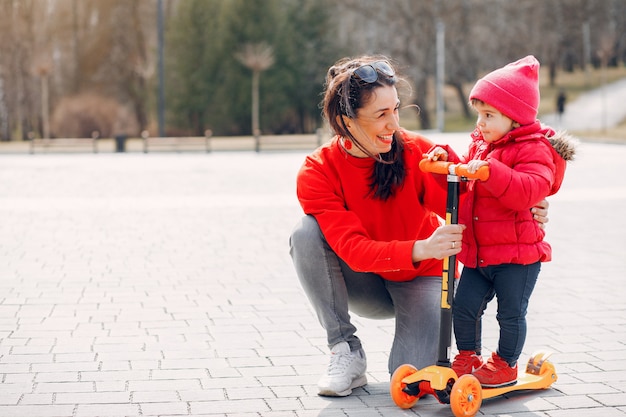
[296,129,447,282]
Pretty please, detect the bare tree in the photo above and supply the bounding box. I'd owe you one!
[0,0,39,139]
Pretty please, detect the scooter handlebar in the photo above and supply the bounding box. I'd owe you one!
[419,158,490,181]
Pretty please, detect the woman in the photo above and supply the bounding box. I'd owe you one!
[288,55,549,397]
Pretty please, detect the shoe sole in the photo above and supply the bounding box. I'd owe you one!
[481,379,517,388]
[318,375,368,397]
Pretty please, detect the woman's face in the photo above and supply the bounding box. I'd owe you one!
[344,85,400,157]
[473,101,516,143]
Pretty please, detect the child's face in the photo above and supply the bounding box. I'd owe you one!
[473,101,516,143]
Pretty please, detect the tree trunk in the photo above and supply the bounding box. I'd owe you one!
[451,81,471,119]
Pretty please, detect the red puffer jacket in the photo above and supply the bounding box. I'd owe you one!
[453,121,576,268]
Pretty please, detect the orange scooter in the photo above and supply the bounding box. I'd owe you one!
[389,159,558,417]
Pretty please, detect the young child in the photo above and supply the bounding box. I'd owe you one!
[427,55,576,387]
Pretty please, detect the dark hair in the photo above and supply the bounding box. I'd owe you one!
[322,56,406,200]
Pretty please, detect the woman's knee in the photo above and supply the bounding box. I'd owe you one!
[349,300,394,319]
[289,215,321,255]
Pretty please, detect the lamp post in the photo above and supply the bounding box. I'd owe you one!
[157,0,165,137]
[435,20,445,132]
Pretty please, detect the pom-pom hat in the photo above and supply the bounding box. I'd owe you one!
[469,55,540,126]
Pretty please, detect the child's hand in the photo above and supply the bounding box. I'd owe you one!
[467,159,488,173]
[424,147,448,161]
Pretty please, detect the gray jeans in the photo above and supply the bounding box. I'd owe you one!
[289,215,441,374]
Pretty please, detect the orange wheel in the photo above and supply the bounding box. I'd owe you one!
[390,364,419,409]
[526,351,555,376]
[450,374,482,417]
[540,359,556,375]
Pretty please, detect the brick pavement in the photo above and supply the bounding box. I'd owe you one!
[0,133,625,417]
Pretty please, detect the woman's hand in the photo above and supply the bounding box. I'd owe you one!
[532,199,550,229]
[424,146,449,162]
[412,224,465,262]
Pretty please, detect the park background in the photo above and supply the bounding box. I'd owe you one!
[1,0,625,146]
[1,2,626,416]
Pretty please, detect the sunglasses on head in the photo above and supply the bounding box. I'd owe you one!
[352,61,395,83]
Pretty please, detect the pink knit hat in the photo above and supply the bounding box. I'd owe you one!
[469,55,540,125]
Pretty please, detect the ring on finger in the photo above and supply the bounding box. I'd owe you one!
[451,241,455,249]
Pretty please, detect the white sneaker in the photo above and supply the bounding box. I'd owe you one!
[317,341,367,396]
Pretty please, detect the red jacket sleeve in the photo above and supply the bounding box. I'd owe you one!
[481,141,555,210]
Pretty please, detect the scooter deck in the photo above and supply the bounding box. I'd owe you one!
[481,366,556,398]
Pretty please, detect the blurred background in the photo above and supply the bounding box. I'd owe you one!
[0,0,625,142]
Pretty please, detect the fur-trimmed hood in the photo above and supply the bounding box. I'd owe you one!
[547,130,577,162]
[543,128,577,195]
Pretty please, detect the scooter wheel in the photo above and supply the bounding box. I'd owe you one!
[450,374,482,417]
[526,351,554,376]
[390,364,419,409]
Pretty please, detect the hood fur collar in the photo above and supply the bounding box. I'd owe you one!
[546,130,577,162]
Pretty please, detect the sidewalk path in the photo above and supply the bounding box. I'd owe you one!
[541,77,626,132]
[0,133,625,416]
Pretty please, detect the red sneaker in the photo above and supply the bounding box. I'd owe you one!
[451,351,483,376]
[473,352,518,388]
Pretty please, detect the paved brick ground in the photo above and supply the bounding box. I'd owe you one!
[0,133,625,416]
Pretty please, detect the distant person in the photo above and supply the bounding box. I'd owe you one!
[556,89,567,125]
[289,55,551,397]
[426,56,576,387]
